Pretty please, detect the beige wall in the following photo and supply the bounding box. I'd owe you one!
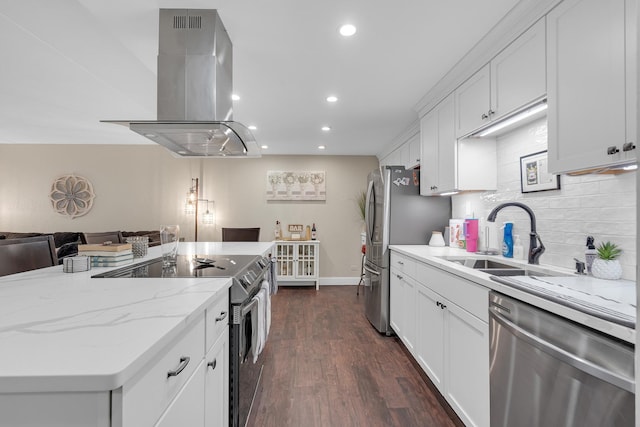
[0,145,377,279]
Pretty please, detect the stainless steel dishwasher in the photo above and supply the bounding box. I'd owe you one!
[489,291,635,427]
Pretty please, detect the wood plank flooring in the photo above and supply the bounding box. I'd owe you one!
[248,285,464,427]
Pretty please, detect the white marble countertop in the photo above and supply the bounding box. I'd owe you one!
[389,245,636,343]
[0,241,274,394]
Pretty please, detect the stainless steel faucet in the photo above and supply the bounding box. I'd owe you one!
[487,202,545,265]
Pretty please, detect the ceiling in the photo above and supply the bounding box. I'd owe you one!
[0,0,520,156]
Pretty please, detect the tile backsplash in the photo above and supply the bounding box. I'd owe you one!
[452,118,636,280]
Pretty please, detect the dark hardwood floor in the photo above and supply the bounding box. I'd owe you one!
[248,285,463,427]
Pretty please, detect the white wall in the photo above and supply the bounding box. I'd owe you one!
[0,145,378,279]
[452,118,636,280]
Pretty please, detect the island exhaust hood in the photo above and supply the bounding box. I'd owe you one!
[103,9,260,157]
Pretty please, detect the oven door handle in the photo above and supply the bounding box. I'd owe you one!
[241,298,258,316]
[490,309,635,393]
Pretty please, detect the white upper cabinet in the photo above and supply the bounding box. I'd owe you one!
[420,94,457,195]
[455,18,547,139]
[491,18,546,120]
[421,94,496,196]
[547,0,637,173]
[454,64,491,138]
[406,134,421,169]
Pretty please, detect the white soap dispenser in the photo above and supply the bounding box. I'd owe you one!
[513,235,524,260]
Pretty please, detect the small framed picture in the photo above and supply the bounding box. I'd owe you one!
[520,150,561,193]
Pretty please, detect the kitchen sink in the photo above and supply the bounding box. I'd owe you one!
[441,257,519,270]
[439,256,554,277]
[478,268,548,277]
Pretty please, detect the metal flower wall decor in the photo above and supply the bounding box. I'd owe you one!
[49,174,96,219]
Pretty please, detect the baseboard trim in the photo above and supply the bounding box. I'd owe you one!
[319,277,360,286]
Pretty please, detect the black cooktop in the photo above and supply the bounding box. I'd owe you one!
[92,254,260,279]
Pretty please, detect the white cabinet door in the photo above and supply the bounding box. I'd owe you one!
[389,268,403,336]
[155,361,206,427]
[390,268,416,353]
[455,64,491,138]
[444,303,489,427]
[419,107,439,195]
[205,328,229,427]
[405,134,421,169]
[415,282,444,390]
[276,243,295,279]
[420,94,456,195]
[491,18,546,119]
[401,275,417,355]
[547,0,637,173]
[436,95,457,193]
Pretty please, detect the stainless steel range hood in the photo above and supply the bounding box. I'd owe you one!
[103,9,260,157]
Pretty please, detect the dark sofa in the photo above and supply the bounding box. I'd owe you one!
[0,230,161,264]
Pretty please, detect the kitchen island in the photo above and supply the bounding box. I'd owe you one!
[0,241,273,427]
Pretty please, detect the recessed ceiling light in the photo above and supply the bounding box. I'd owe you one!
[326,95,338,103]
[318,145,326,150]
[339,24,357,37]
[321,126,331,131]
[231,94,240,101]
[248,125,257,130]
[261,145,268,149]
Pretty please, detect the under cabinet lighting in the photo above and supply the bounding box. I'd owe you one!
[623,164,638,171]
[321,126,331,131]
[231,94,240,101]
[318,145,326,150]
[439,191,459,196]
[473,99,548,137]
[248,125,257,130]
[261,145,269,149]
[326,96,338,103]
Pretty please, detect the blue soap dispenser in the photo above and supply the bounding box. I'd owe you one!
[502,222,514,258]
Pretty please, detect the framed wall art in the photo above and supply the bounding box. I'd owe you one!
[520,150,561,193]
[267,171,326,200]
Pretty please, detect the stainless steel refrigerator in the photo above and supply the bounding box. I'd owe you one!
[364,166,451,334]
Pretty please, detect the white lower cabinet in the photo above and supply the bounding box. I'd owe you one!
[204,328,229,427]
[155,360,206,427]
[390,251,489,427]
[415,283,444,390]
[390,267,416,354]
[444,300,489,427]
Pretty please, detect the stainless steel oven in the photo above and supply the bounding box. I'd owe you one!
[489,291,635,427]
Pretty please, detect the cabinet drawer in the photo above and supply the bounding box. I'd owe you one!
[416,262,489,322]
[121,315,205,427]
[205,290,229,352]
[390,252,416,279]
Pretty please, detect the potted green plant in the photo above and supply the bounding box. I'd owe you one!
[591,241,623,280]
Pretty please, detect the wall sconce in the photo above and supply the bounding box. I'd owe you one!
[184,178,215,241]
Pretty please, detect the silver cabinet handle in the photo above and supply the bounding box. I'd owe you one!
[215,311,228,322]
[167,356,190,378]
[396,274,403,280]
[623,142,636,152]
[490,309,634,393]
[363,265,380,276]
[607,146,620,155]
[481,113,489,120]
[397,261,404,265]
[207,359,217,370]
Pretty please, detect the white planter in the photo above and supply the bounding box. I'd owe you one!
[591,258,623,280]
